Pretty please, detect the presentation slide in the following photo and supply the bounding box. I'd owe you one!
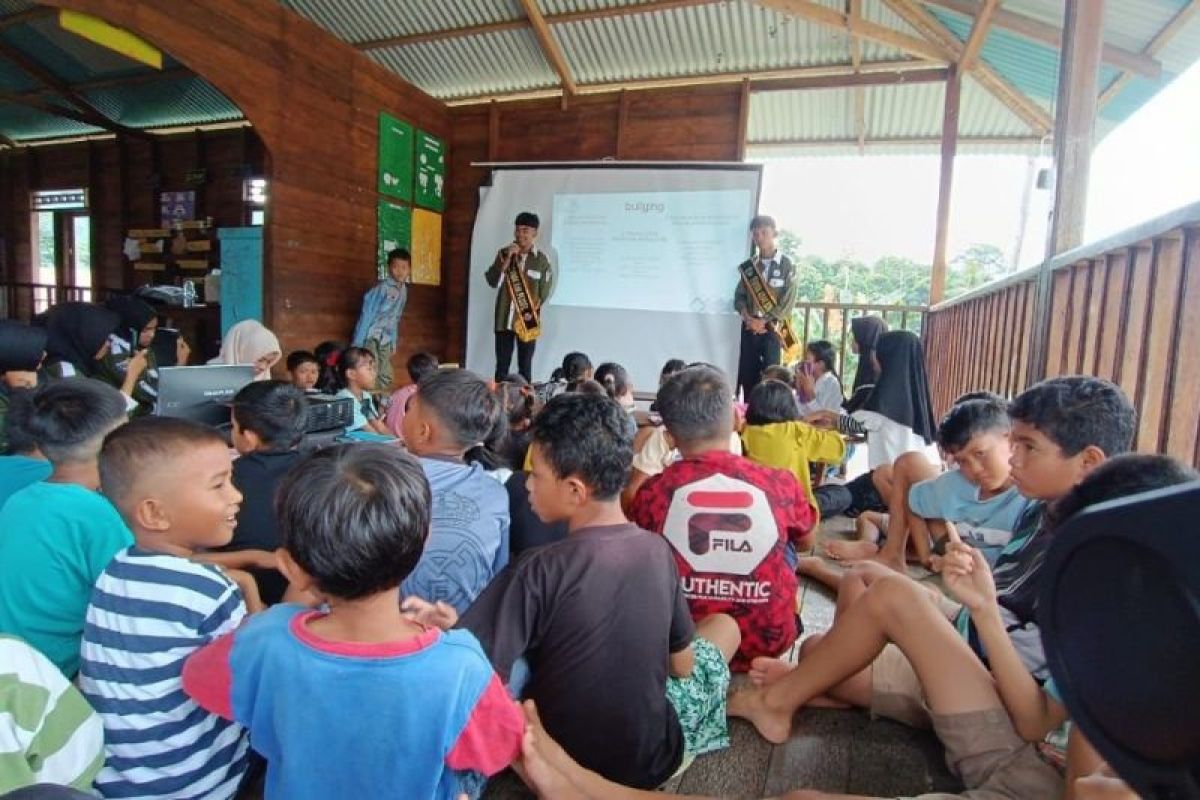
[466,166,762,391]
[551,189,752,314]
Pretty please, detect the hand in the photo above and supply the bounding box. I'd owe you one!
[223,567,266,614]
[794,368,815,398]
[941,538,997,614]
[1074,769,1139,800]
[804,410,838,429]
[747,318,768,335]
[505,243,520,258]
[176,337,191,366]
[401,596,458,630]
[127,348,150,378]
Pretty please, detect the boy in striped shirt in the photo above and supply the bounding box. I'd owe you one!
[79,418,254,800]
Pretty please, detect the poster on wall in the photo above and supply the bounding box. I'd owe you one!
[378,112,414,202]
[159,190,195,226]
[411,208,442,286]
[377,200,412,279]
[414,129,446,212]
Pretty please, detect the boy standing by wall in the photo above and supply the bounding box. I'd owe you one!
[352,247,410,391]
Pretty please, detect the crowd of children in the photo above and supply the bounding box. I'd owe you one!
[0,296,1190,800]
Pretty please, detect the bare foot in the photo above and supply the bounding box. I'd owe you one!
[822,539,880,561]
[796,556,843,591]
[727,686,793,745]
[748,656,795,687]
[516,701,590,799]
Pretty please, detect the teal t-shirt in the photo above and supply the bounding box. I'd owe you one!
[0,481,133,677]
[0,455,53,511]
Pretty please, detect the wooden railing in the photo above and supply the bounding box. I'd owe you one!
[0,283,117,321]
[924,200,1200,466]
[793,301,927,384]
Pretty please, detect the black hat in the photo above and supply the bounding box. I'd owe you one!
[515,212,540,229]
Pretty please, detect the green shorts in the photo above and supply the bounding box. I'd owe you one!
[666,636,732,758]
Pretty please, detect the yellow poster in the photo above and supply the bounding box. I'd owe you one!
[411,208,442,286]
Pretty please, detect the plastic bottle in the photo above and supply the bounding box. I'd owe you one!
[182,280,196,308]
[204,268,221,304]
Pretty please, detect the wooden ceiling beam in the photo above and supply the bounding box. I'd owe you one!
[19,65,192,98]
[754,66,947,92]
[748,134,1043,149]
[1100,0,1200,108]
[755,0,953,62]
[517,0,577,98]
[883,0,1052,134]
[958,0,998,72]
[0,7,55,31]
[848,0,867,154]
[922,0,1162,79]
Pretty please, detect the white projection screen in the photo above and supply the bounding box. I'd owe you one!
[465,165,762,391]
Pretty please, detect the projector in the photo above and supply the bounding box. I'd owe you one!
[303,393,354,433]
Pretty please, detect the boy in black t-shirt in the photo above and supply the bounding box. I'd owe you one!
[198,380,308,605]
[404,393,740,789]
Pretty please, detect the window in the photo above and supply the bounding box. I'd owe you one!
[29,188,91,312]
[245,178,267,225]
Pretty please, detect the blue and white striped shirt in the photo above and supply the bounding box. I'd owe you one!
[79,547,250,800]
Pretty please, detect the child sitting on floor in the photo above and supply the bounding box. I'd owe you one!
[629,366,815,671]
[183,444,523,800]
[385,351,439,438]
[741,378,847,520]
[401,368,511,613]
[333,346,391,434]
[80,417,253,800]
[0,378,131,677]
[408,392,739,789]
[285,350,320,393]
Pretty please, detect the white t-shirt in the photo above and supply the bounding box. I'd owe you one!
[851,409,935,469]
[797,372,844,416]
[632,426,743,476]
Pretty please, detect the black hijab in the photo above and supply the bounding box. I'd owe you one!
[861,330,936,445]
[0,320,48,373]
[41,302,120,375]
[105,295,156,346]
[850,316,887,392]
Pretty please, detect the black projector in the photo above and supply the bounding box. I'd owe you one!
[303,393,355,433]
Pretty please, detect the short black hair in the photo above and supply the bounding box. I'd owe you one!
[573,379,607,397]
[406,352,439,384]
[1009,376,1135,457]
[1045,454,1199,531]
[496,381,537,427]
[24,378,127,465]
[286,350,319,372]
[761,364,793,384]
[532,393,632,500]
[100,417,226,515]
[746,379,801,425]
[806,340,838,375]
[336,346,375,388]
[387,248,411,264]
[276,444,431,600]
[660,359,686,381]
[551,351,592,383]
[594,362,631,400]
[232,380,308,449]
[750,214,776,230]
[3,388,37,455]
[515,211,540,229]
[416,369,503,450]
[657,365,733,444]
[936,396,1010,452]
[952,390,1006,406]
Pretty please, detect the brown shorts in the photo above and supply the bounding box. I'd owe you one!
[870,642,932,729]
[902,708,1063,799]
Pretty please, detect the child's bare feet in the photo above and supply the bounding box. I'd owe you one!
[748,656,795,687]
[516,701,589,800]
[727,686,794,745]
[822,539,880,561]
[796,556,844,591]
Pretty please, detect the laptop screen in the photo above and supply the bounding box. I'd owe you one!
[155,365,255,427]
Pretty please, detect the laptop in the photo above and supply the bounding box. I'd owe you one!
[155,365,256,428]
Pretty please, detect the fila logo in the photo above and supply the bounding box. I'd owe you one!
[662,474,778,575]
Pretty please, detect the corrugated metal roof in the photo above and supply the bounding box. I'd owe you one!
[280,0,521,43]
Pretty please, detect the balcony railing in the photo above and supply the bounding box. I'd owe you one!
[1,282,118,320]
[793,301,927,384]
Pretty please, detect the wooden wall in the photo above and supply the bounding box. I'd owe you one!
[39,0,451,378]
[444,85,746,361]
[0,128,265,292]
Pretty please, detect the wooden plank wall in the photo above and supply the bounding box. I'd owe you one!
[41,0,451,380]
[0,128,265,292]
[923,216,1200,467]
[444,85,745,362]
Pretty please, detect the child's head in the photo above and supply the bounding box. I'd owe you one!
[100,417,241,552]
[231,380,309,455]
[656,365,734,451]
[761,364,793,384]
[936,397,1012,493]
[336,346,377,392]
[386,247,411,284]
[746,379,801,426]
[496,381,538,432]
[1007,376,1136,502]
[286,350,320,392]
[0,319,47,390]
[402,369,503,458]
[804,340,837,377]
[750,214,777,252]
[313,340,345,393]
[25,378,127,477]
[275,444,430,601]
[406,352,439,385]
[217,319,281,378]
[552,351,592,384]
[659,358,686,387]
[594,362,633,404]
[1045,453,1199,532]
[527,393,632,523]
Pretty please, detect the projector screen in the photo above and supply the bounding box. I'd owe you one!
[466,165,762,391]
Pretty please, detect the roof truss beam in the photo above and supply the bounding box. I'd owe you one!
[958,0,998,72]
[1100,0,1199,108]
[517,0,577,98]
[754,0,953,62]
[0,87,149,140]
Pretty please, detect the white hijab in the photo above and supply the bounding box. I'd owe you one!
[209,319,281,380]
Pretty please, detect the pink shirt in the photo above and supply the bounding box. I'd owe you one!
[385,384,419,439]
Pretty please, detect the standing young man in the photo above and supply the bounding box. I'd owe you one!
[733,215,798,398]
[486,211,555,382]
[352,248,410,391]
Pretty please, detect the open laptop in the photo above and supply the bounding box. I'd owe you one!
[155,365,256,429]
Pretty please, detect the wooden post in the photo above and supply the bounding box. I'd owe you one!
[616,89,630,159]
[1027,0,1105,384]
[930,64,961,305]
[487,100,500,161]
[735,79,751,161]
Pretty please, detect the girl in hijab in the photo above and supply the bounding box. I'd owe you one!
[843,315,888,413]
[40,301,149,406]
[209,319,281,381]
[99,295,178,415]
[0,320,48,453]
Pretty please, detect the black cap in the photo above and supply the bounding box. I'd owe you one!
[515,212,540,229]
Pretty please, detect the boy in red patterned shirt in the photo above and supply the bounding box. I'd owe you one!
[630,365,816,671]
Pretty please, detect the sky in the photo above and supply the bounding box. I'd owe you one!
[754,57,1200,271]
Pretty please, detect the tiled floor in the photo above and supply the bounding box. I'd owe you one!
[484,517,963,799]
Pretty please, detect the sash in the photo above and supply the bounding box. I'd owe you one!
[504,252,541,343]
[738,256,800,358]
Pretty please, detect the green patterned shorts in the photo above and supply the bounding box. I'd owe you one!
[666,636,732,757]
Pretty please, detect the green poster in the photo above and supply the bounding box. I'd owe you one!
[378,112,414,202]
[414,129,446,211]
[377,200,412,278]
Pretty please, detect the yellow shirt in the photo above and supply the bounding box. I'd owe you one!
[741,421,847,518]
